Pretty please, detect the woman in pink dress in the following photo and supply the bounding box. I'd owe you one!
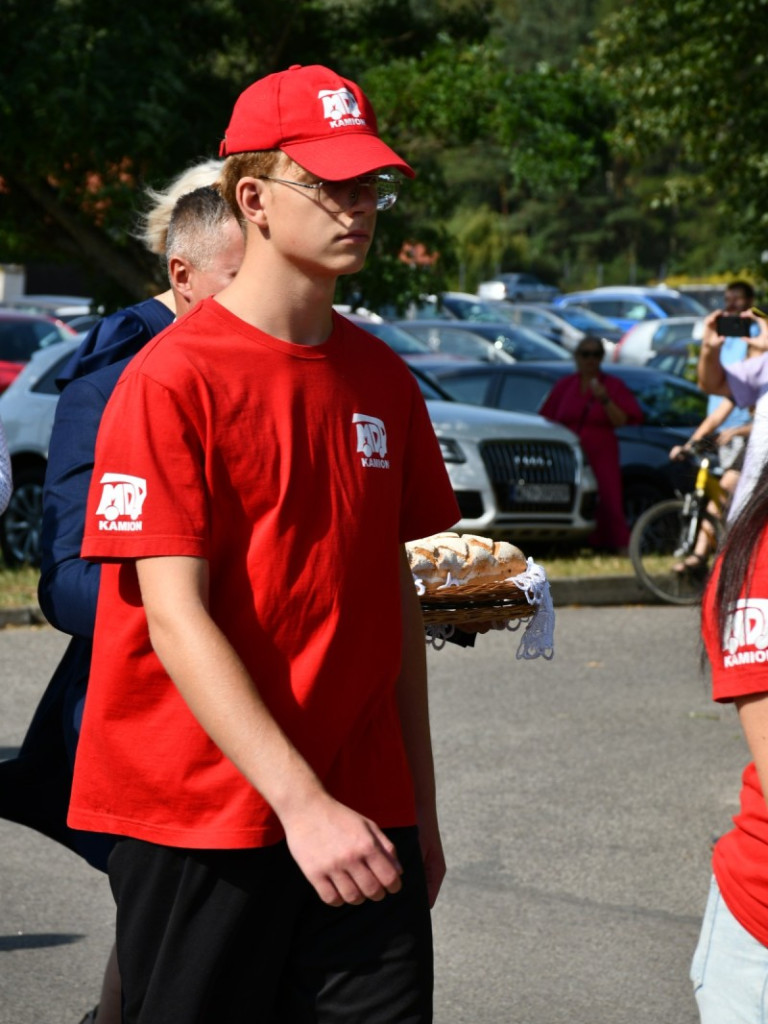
[540,336,643,552]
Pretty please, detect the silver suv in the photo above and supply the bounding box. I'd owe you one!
[414,370,598,542]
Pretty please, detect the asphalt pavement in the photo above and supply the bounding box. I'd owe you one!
[0,602,739,1024]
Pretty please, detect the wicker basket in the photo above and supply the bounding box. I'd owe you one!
[419,577,535,628]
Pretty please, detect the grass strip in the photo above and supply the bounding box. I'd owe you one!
[0,548,636,611]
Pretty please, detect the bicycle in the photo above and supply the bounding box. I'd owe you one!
[629,440,726,605]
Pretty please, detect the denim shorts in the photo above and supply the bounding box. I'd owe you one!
[691,874,768,1023]
[718,435,746,472]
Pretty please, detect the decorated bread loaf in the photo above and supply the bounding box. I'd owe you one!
[406,532,527,592]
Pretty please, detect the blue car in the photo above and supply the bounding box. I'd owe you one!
[428,359,708,525]
[553,286,707,333]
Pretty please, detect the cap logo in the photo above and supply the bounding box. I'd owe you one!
[318,88,366,129]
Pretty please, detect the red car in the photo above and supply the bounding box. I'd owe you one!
[0,309,77,392]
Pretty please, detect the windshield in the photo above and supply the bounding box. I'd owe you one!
[0,318,72,362]
[356,320,431,355]
[440,295,510,323]
[409,366,453,401]
[655,294,707,316]
[483,325,568,360]
[404,324,506,362]
[553,305,618,332]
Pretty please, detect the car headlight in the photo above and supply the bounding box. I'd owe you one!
[438,438,466,463]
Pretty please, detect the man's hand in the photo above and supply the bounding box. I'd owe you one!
[698,311,732,396]
[701,309,726,350]
[282,794,403,906]
[743,310,768,352]
[718,427,740,446]
[136,555,403,911]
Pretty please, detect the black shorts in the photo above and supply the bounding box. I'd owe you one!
[108,825,433,1024]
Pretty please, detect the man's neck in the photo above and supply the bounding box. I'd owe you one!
[215,252,337,347]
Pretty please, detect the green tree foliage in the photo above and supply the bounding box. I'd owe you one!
[0,0,492,305]
[12,0,744,308]
[489,0,610,72]
[593,0,768,268]
[355,41,615,298]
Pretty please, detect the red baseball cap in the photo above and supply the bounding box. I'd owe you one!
[219,64,415,180]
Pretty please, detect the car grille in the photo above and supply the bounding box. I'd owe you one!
[480,440,577,513]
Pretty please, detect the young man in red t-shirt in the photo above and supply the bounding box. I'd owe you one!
[69,64,460,1022]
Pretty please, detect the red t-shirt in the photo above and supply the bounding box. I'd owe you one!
[703,532,768,947]
[68,301,460,849]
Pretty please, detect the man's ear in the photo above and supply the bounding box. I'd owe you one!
[237,177,268,227]
[168,255,193,308]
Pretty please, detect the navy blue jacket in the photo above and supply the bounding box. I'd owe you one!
[0,300,173,868]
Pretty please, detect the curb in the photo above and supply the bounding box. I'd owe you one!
[0,578,660,632]
[0,605,49,628]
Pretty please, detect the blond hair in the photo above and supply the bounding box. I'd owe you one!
[136,159,224,256]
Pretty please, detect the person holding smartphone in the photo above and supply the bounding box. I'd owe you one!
[701,281,754,459]
[698,291,768,522]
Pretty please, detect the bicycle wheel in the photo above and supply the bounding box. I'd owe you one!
[629,498,722,605]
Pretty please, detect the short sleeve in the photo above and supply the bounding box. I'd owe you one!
[725,358,768,410]
[539,377,568,421]
[705,536,768,702]
[82,371,208,561]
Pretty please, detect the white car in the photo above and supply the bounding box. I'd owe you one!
[414,370,597,542]
[612,316,704,366]
[0,339,80,564]
[0,338,598,563]
[476,273,560,303]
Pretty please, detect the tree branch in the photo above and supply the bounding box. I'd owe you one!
[6,175,158,300]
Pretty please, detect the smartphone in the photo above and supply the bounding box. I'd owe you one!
[716,315,752,337]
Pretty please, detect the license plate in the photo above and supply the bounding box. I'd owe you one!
[512,483,571,503]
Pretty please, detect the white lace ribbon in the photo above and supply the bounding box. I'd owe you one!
[418,557,555,660]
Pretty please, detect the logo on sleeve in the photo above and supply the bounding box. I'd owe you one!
[318,88,366,129]
[95,473,147,531]
[723,599,768,666]
[352,414,389,469]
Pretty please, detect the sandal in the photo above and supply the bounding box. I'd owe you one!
[78,1008,98,1024]
[672,553,709,575]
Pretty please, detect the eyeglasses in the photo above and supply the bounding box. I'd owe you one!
[577,350,603,359]
[258,173,401,212]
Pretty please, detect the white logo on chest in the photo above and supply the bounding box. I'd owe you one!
[352,414,390,469]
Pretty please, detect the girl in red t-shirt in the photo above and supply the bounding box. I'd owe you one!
[694,466,768,1021]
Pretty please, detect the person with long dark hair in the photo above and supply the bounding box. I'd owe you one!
[692,454,768,1019]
